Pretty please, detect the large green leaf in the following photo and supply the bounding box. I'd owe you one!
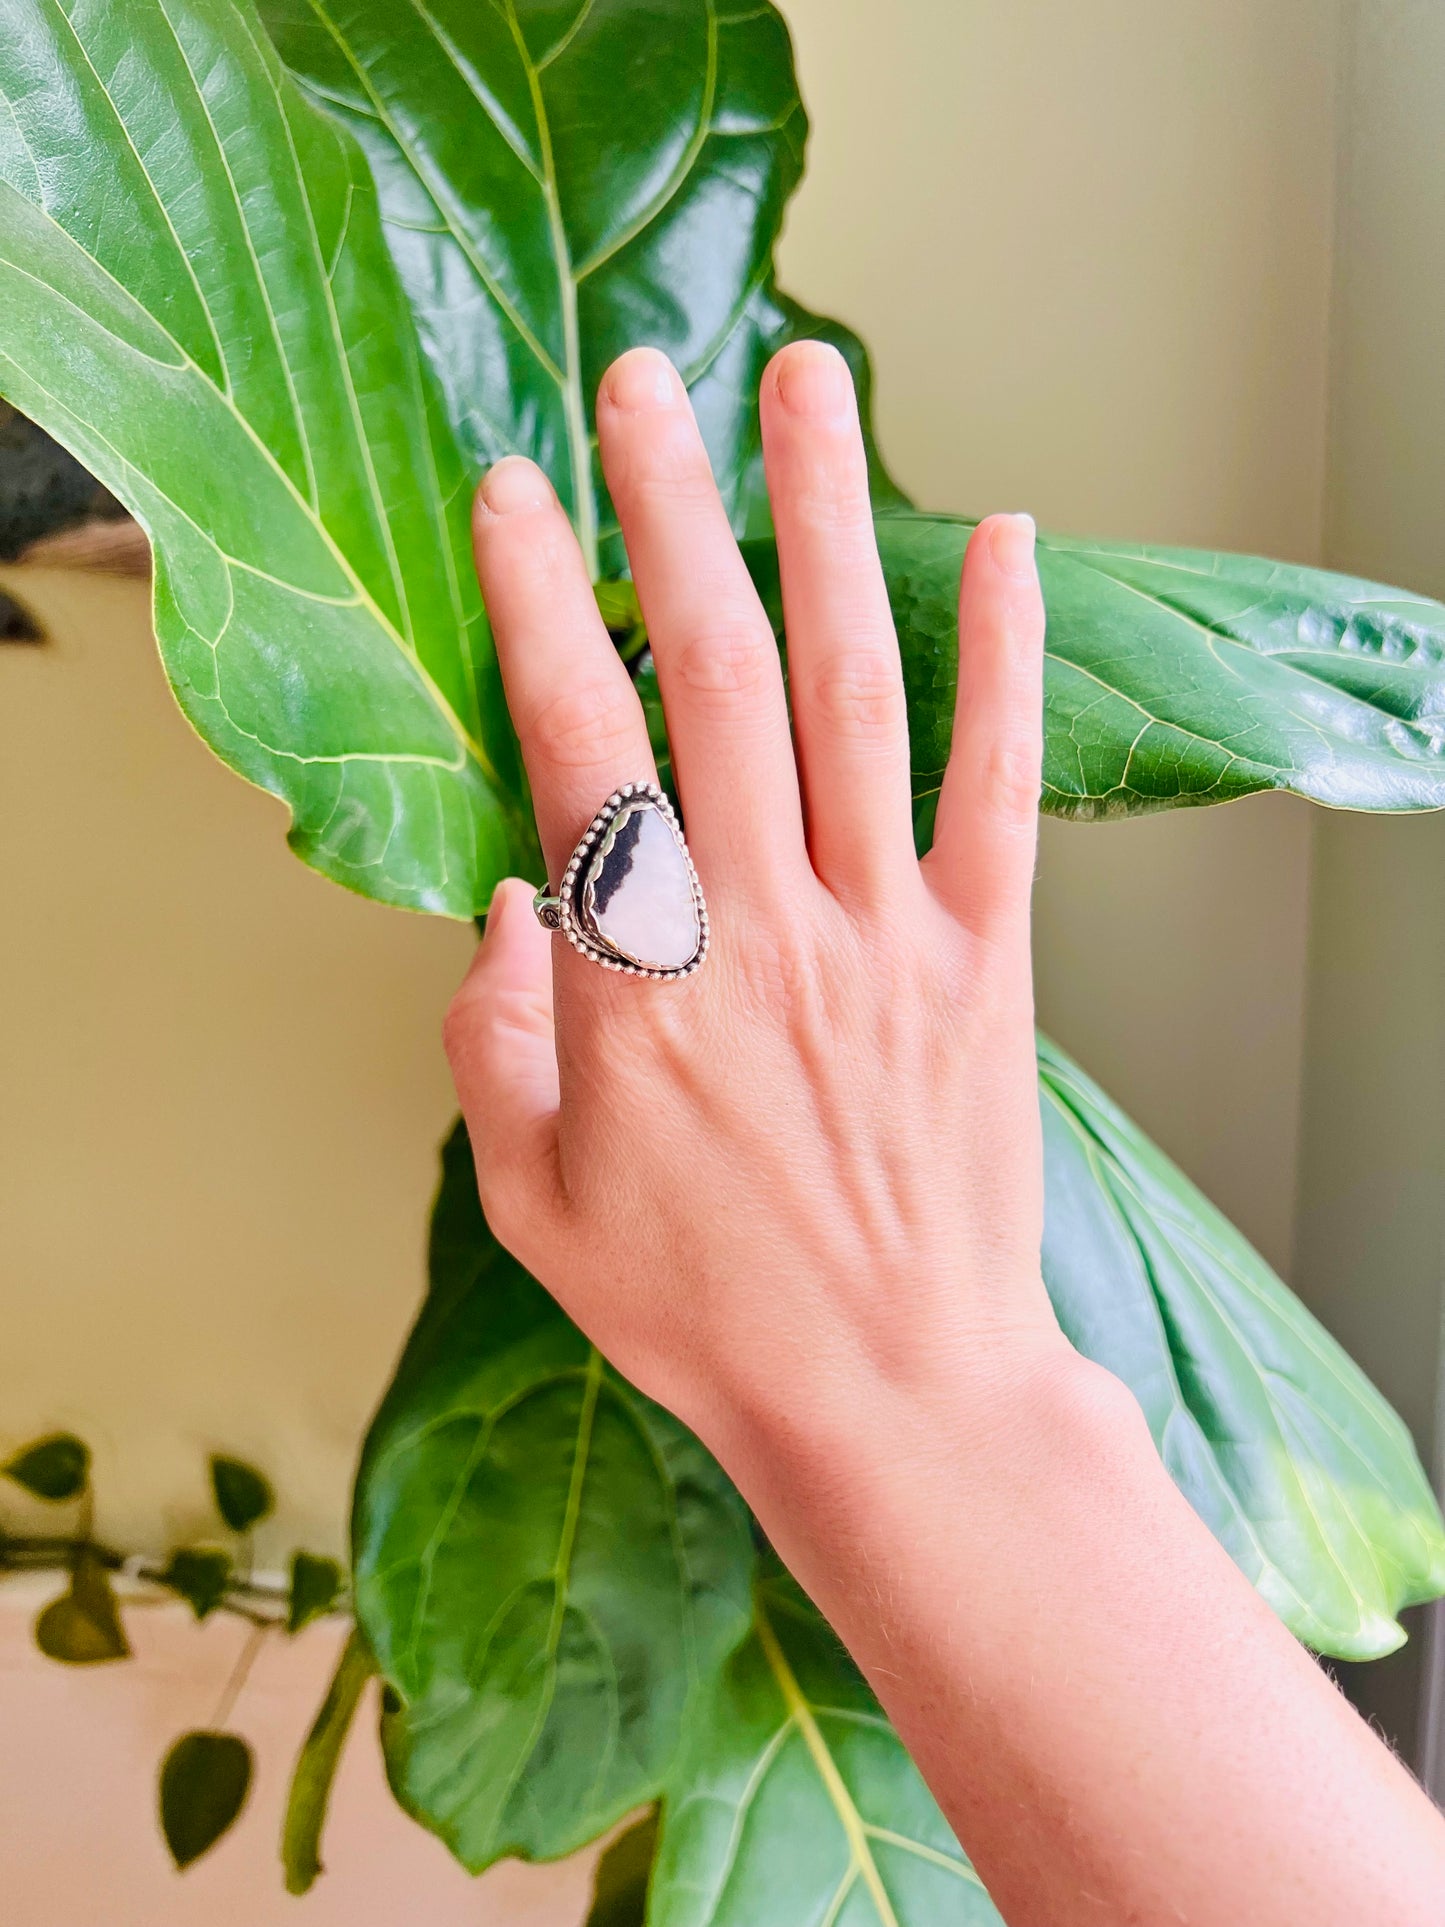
[1039,1035,1445,1660]
[742,515,1445,840]
[0,0,526,915]
[650,1569,1000,1927]
[352,1121,754,1871]
[258,0,906,584]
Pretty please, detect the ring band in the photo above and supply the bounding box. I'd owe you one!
[533,782,709,978]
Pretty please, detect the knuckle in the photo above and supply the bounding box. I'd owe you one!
[493,512,575,595]
[791,476,873,537]
[441,983,483,1067]
[804,645,907,739]
[475,1158,530,1249]
[731,921,824,1021]
[981,734,1044,821]
[671,619,778,708]
[524,679,640,772]
[632,459,719,511]
[618,423,719,506]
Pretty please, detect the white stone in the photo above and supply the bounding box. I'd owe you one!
[580,800,700,970]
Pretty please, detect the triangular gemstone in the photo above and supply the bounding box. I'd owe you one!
[576,797,700,970]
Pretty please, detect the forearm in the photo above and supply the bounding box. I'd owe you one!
[718,1330,1445,1927]
[455,349,1445,1923]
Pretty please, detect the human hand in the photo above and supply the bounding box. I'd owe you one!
[445,343,1445,1927]
[445,340,1070,1484]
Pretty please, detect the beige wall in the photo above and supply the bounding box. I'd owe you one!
[779,0,1339,1275]
[5,0,1433,1912]
[1294,0,1445,1774]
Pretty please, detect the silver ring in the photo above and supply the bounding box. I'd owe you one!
[533,782,709,978]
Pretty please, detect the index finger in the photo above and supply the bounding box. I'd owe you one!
[471,454,657,886]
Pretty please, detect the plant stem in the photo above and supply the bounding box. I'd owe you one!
[213,1618,268,1727]
[0,1534,323,1627]
[281,1625,375,1895]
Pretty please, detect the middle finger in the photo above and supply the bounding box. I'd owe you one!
[597,348,808,900]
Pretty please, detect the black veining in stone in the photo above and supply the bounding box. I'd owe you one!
[588,805,646,914]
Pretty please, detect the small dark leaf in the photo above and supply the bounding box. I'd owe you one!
[0,591,42,642]
[587,1810,659,1927]
[4,1432,89,1501]
[209,1456,273,1534]
[161,1548,232,1621]
[34,1550,129,1664]
[159,1731,252,1870]
[287,1552,342,1636]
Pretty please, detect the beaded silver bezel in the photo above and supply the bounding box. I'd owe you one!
[533,782,708,979]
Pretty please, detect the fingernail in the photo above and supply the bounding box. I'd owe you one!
[603,347,681,411]
[774,340,854,420]
[990,512,1036,579]
[480,456,554,515]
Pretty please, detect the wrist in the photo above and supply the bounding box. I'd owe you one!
[709,1311,1152,1572]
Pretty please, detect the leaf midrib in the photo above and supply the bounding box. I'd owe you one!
[500,0,597,579]
[1040,1068,1375,1638]
[754,1601,900,1926]
[0,180,496,784]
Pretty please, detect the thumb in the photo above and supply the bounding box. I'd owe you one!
[443,877,562,1250]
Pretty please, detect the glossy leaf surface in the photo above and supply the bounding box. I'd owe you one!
[1039,1035,1445,1659]
[352,1122,753,1872]
[744,516,1445,840]
[0,0,524,916]
[159,1730,253,1870]
[651,1571,1000,1927]
[259,0,906,584]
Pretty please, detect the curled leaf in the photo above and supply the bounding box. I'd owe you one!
[34,1549,129,1664]
[160,1547,232,1621]
[4,1432,89,1501]
[209,1456,273,1535]
[587,1810,659,1927]
[159,1730,252,1870]
[281,1626,374,1894]
[287,1551,342,1635]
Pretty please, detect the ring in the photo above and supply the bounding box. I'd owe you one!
[533,782,709,978]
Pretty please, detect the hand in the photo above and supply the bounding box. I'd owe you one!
[445,339,1069,1476]
[444,344,1445,1927]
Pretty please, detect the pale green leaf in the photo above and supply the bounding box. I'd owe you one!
[651,1571,1000,1927]
[0,0,527,915]
[741,516,1445,839]
[1039,1035,1445,1659]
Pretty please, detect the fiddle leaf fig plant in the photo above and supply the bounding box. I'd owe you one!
[2,0,1444,1913]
